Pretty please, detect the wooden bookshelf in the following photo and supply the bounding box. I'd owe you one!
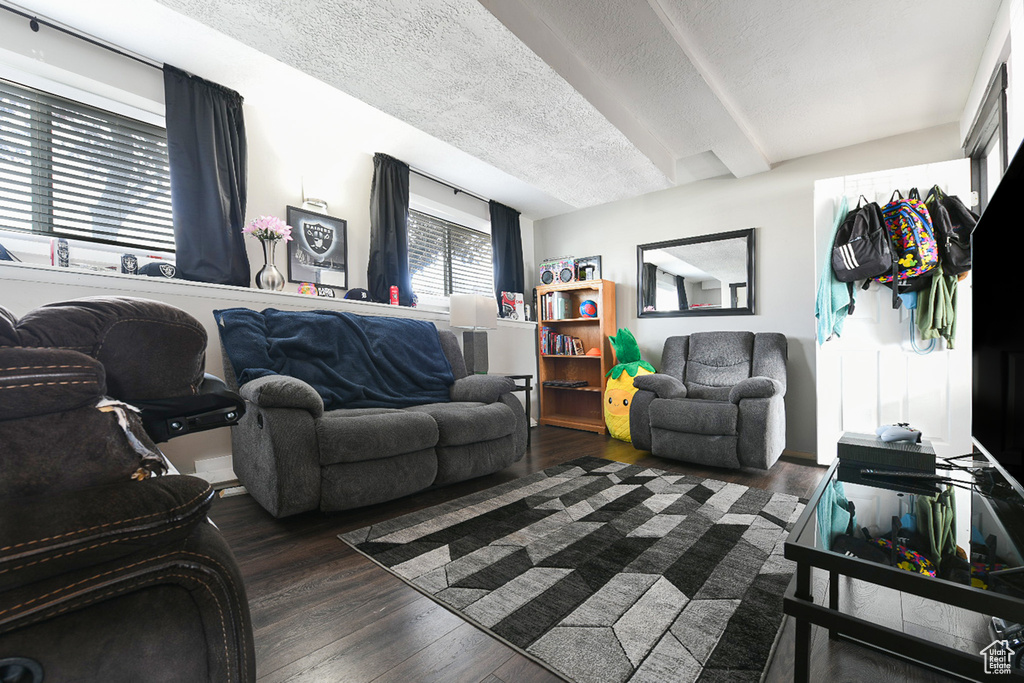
[535,279,616,434]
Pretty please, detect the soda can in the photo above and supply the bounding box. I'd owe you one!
[390,285,399,305]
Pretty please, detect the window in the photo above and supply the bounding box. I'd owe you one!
[408,209,493,298]
[965,63,1008,213]
[0,78,174,251]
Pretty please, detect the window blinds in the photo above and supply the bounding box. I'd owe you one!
[0,78,174,251]
[408,209,493,298]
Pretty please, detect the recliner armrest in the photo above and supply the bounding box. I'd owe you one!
[633,373,687,399]
[0,475,213,594]
[729,376,784,403]
[240,374,324,417]
[136,373,245,442]
[450,374,514,403]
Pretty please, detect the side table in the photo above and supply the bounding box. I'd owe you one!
[504,374,533,447]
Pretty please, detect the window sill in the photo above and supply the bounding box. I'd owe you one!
[0,261,537,328]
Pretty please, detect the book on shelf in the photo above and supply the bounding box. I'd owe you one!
[540,327,585,356]
[541,291,572,320]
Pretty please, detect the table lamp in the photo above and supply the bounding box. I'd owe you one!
[449,294,496,374]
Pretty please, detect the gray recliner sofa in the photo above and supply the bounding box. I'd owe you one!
[219,314,527,518]
[629,331,787,470]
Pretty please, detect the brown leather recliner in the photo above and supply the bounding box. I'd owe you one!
[0,297,254,683]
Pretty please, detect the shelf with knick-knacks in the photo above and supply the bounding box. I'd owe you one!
[535,279,616,434]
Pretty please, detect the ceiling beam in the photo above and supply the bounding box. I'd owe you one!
[479,0,678,183]
[646,0,770,177]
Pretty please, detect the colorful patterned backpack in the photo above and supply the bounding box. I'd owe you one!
[870,537,937,576]
[873,189,939,305]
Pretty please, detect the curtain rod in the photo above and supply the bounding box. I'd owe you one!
[0,3,162,72]
[409,167,490,205]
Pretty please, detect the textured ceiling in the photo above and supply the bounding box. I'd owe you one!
[657,0,1000,162]
[484,0,998,183]
[153,0,672,212]
[11,0,1000,219]
[645,237,747,286]
[157,0,996,214]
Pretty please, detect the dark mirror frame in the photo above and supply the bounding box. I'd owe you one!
[636,228,756,318]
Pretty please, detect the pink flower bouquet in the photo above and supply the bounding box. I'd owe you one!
[242,215,293,242]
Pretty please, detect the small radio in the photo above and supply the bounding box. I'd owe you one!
[539,256,576,285]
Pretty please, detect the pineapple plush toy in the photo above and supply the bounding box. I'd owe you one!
[604,329,655,442]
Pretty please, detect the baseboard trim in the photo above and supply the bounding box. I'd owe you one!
[192,454,238,485]
[783,449,816,461]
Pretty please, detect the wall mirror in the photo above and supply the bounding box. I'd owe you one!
[637,228,755,317]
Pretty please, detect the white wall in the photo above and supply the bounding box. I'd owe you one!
[534,123,964,456]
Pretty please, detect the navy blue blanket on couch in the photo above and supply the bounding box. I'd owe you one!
[214,308,454,410]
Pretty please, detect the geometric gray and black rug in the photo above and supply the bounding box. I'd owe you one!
[339,456,805,683]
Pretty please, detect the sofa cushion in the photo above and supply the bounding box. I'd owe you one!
[683,331,753,398]
[3,297,206,399]
[404,401,515,446]
[649,398,738,435]
[316,408,438,465]
[651,430,740,469]
[320,449,437,512]
[434,436,517,486]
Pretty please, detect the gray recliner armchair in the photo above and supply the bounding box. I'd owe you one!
[629,331,787,469]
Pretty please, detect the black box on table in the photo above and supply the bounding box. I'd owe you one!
[837,432,936,472]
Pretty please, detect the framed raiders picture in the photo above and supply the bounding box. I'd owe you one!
[286,205,348,289]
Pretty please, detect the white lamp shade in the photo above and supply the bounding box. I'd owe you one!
[449,294,496,329]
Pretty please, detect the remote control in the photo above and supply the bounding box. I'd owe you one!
[876,423,922,443]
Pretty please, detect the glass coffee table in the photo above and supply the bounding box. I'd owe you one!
[784,441,1024,681]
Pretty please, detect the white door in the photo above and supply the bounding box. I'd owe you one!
[814,159,973,464]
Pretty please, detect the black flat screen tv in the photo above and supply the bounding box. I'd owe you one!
[972,136,1024,474]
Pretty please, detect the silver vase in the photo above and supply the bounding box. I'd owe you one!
[256,240,285,291]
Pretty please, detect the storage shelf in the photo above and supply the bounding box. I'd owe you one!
[540,413,607,434]
[536,278,616,436]
[541,385,601,392]
[540,317,601,323]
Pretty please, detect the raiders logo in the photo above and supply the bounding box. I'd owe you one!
[302,221,334,257]
[159,263,176,278]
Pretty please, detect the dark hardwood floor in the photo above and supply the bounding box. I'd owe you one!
[211,426,962,682]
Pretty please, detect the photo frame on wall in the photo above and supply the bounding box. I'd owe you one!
[286,205,348,290]
[574,255,602,281]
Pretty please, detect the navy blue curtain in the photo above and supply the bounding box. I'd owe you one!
[642,263,658,310]
[489,200,523,309]
[367,153,412,304]
[675,275,689,310]
[163,65,249,287]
